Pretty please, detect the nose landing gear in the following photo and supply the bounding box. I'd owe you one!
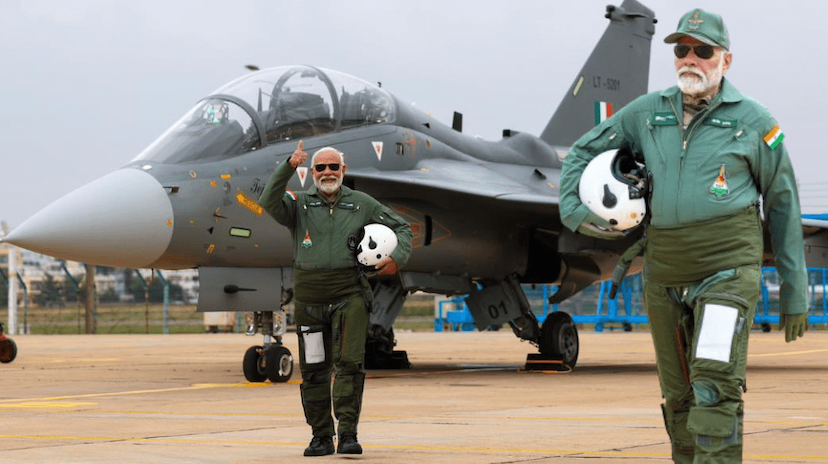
[242,310,294,383]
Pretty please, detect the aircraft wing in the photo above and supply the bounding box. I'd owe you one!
[802,217,828,230]
[802,215,828,268]
[348,159,560,212]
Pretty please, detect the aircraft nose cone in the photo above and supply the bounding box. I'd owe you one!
[4,168,174,268]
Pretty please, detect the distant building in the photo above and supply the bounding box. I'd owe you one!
[1,246,199,306]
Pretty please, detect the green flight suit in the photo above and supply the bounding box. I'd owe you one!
[560,79,807,463]
[260,160,413,438]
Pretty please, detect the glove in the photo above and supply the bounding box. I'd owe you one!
[576,208,624,239]
[779,313,808,343]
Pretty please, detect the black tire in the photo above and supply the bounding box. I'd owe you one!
[761,323,772,333]
[266,346,294,383]
[0,338,17,363]
[539,312,579,368]
[364,327,396,369]
[243,346,267,382]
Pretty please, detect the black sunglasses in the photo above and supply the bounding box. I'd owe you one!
[674,44,715,60]
[313,163,341,172]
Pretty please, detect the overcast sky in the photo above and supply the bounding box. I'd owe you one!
[1,0,825,230]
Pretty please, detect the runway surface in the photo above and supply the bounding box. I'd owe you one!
[1,329,828,463]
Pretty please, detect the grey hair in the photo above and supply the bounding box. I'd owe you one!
[311,146,346,165]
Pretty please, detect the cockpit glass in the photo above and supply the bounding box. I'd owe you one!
[327,71,395,129]
[259,68,336,143]
[134,99,258,164]
[133,66,396,164]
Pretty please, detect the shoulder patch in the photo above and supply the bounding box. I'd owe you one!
[763,124,784,150]
[285,190,297,201]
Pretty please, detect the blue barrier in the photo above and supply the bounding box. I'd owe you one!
[754,267,828,326]
[433,268,828,332]
[434,298,475,332]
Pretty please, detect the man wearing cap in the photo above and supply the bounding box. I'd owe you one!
[558,9,808,463]
[260,140,412,457]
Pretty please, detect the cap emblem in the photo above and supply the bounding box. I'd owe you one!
[687,11,704,30]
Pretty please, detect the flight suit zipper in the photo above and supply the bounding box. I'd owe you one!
[668,96,723,221]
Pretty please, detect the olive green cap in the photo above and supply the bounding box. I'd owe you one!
[664,9,729,50]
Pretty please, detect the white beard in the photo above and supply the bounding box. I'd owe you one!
[314,175,342,196]
[676,59,724,96]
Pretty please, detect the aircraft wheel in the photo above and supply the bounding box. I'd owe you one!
[761,323,772,333]
[243,346,267,383]
[266,345,294,383]
[539,312,579,368]
[0,338,17,363]
[364,337,392,369]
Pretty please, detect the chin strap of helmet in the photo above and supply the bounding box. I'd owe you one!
[609,236,648,299]
[608,167,652,299]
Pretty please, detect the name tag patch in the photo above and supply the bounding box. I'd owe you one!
[704,117,737,128]
[652,112,677,126]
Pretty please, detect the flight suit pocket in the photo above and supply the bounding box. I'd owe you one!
[687,406,736,438]
[695,302,741,365]
[692,293,750,375]
[299,324,327,365]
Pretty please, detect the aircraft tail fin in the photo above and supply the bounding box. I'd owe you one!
[540,0,656,148]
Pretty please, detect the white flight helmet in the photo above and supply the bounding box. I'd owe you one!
[353,223,398,271]
[578,148,648,231]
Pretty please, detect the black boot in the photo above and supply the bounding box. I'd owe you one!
[304,436,334,457]
[337,432,363,454]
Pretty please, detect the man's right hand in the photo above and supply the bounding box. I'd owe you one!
[576,208,624,239]
[289,140,308,168]
[779,313,808,343]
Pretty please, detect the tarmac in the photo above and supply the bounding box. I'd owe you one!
[1,329,828,463]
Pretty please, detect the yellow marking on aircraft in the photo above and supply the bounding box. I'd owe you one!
[236,192,263,216]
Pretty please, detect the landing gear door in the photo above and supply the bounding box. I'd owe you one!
[465,281,524,330]
[197,267,291,312]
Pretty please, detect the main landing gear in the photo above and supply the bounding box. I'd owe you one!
[466,276,580,368]
[538,311,579,367]
[0,323,17,364]
[242,309,294,383]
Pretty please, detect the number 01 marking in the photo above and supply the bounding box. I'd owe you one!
[487,301,509,319]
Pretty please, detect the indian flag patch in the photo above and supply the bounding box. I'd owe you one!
[595,101,613,125]
[764,124,784,150]
[302,229,313,248]
[710,164,729,197]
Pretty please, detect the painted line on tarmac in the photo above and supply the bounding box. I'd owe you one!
[750,348,828,358]
[0,434,656,457]
[2,433,827,460]
[0,382,276,404]
[0,402,95,409]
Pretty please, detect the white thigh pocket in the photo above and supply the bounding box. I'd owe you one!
[303,330,325,364]
[696,303,738,363]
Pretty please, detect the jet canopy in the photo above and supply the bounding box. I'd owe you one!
[134,66,396,164]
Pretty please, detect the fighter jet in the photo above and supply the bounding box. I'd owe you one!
[7,1,823,381]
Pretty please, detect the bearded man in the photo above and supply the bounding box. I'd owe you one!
[558,9,808,463]
[260,140,412,457]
